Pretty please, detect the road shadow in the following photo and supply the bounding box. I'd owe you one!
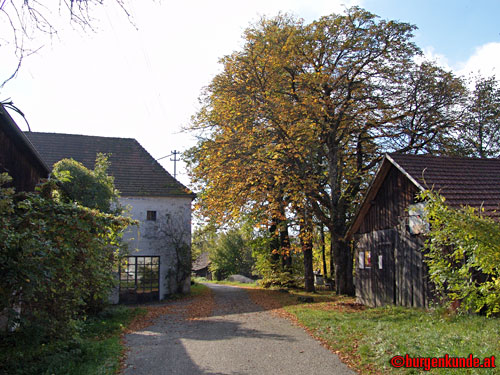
[123,307,295,374]
[123,283,356,375]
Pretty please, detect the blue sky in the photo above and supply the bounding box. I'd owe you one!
[0,0,499,186]
[364,0,500,63]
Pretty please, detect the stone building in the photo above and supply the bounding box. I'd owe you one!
[26,132,195,303]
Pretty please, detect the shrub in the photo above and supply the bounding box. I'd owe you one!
[0,174,135,338]
[420,189,500,316]
[52,153,121,214]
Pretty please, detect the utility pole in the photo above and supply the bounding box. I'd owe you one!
[170,150,180,179]
[156,150,181,179]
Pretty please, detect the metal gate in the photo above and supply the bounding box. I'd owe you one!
[119,256,160,304]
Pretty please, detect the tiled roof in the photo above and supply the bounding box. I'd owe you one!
[192,252,211,271]
[347,153,500,238]
[25,132,194,198]
[388,153,500,216]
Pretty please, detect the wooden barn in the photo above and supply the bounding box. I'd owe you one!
[0,104,49,191]
[192,252,212,280]
[346,153,500,308]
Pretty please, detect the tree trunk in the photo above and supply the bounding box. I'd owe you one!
[320,224,327,277]
[331,236,354,296]
[269,219,281,264]
[329,241,335,281]
[326,139,355,296]
[300,217,315,293]
[280,222,292,270]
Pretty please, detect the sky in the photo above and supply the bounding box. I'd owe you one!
[1,0,499,187]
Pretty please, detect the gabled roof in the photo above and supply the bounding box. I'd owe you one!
[25,132,195,198]
[192,252,211,271]
[347,153,500,237]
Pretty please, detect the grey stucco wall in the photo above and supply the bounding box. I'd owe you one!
[119,196,192,300]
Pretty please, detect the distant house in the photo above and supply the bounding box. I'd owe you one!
[347,153,500,308]
[0,105,49,191]
[26,132,195,303]
[192,252,212,280]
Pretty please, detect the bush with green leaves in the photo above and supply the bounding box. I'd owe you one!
[0,174,135,338]
[52,153,121,214]
[209,229,254,280]
[250,233,304,289]
[420,189,500,316]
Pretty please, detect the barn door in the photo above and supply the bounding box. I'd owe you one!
[119,256,160,304]
[373,242,395,306]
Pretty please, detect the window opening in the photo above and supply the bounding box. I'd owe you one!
[147,210,157,221]
[119,256,160,303]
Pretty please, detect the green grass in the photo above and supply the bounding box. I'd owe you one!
[285,301,500,374]
[192,276,257,287]
[190,282,211,296]
[0,306,145,375]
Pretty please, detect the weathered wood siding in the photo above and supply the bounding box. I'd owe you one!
[358,166,420,234]
[355,229,396,307]
[354,165,432,308]
[355,229,429,308]
[0,108,48,192]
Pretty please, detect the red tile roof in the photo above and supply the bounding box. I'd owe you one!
[347,153,500,238]
[388,153,500,216]
[25,132,194,198]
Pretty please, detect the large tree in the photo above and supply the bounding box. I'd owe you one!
[456,75,500,158]
[187,7,464,295]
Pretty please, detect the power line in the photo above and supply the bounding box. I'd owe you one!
[156,150,181,179]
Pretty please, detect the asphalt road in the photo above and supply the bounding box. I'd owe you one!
[123,283,355,375]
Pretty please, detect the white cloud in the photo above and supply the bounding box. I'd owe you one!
[455,42,500,78]
[420,46,453,71]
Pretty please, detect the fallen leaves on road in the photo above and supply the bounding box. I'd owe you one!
[125,304,173,333]
[246,287,380,375]
[185,286,215,320]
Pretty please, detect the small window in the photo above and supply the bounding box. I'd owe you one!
[146,210,157,221]
[358,252,365,269]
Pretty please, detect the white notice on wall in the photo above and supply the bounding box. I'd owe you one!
[359,251,365,269]
[378,255,383,269]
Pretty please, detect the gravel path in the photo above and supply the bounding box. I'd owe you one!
[123,284,355,375]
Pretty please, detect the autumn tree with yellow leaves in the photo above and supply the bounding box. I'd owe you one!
[186,7,465,294]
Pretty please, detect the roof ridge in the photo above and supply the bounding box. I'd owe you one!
[25,131,136,141]
[389,152,500,162]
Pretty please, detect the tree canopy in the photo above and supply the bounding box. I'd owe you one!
[456,75,500,158]
[186,7,466,294]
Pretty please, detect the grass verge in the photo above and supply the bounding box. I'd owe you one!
[0,306,145,375]
[248,288,500,375]
[192,276,257,287]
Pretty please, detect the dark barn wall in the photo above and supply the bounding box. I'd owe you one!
[354,165,430,308]
[0,110,49,192]
[355,229,428,308]
[359,166,420,234]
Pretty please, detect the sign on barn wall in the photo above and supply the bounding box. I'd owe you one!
[408,203,429,235]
